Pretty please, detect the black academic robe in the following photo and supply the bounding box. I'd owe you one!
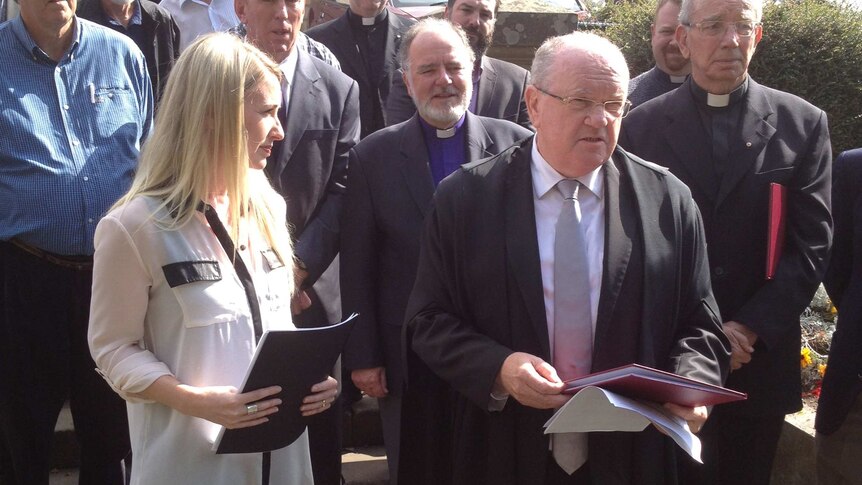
[400,138,730,484]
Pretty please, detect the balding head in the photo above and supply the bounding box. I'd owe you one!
[526,33,630,178]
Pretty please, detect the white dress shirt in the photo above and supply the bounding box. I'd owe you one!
[160,0,240,51]
[530,142,605,358]
[278,46,300,114]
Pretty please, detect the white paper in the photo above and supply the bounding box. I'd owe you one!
[543,386,702,463]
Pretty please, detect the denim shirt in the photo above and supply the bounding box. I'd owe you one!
[0,16,153,255]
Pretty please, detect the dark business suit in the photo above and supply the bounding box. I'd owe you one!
[385,56,532,130]
[264,49,360,485]
[306,9,413,139]
[620,77,832,484]
[817,148,862,435]
[340,111,529,482]
[400,138,729,485]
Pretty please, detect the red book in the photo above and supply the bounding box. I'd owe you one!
[562,363,747,407]
[765,183,787,280]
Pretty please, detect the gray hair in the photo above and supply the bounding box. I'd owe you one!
[530,32,629,89]
[398,18,475,73]
[679,0,763,25]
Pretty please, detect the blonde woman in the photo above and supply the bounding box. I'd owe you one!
[88,33,336,485]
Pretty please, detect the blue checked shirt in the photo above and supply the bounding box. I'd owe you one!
[0,16,153,255]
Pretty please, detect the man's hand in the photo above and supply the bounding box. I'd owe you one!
[290,290,312,315]
[663,403,709,434]
[351,367,388,398]
[723,320,758,371]
[494,352,569,410]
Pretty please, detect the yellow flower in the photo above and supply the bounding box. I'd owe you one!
[800,347,813,368]
[818,363,827,377]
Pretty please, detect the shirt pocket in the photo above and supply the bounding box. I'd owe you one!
[162,261,242,328]
[91,85,137,139]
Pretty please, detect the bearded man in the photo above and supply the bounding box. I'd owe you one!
[627,0,691,108]
[339,17,531,484]
[384,0,531,130]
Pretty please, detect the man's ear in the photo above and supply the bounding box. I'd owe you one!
[675,24,691,59]
[753,23,763,47]
[524,85,540,130]
[403,69,414,99]
[235,0,246,23]
[650,22,656,39]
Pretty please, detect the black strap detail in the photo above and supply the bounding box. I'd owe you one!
[200,203,264,342]
[199,203,272,481]
[262,452,271,485]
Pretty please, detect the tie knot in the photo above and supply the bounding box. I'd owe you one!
[556,179,581,201]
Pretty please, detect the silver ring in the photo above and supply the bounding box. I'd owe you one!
[246,403,259,415]
[321,399,327,408]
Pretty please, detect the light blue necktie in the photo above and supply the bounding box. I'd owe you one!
[551,179,593,474]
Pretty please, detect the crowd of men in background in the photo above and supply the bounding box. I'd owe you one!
[1,0,859,484]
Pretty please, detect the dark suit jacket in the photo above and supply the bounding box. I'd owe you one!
[817,148,862,435]
[400,139,729,484]
[620,77,832,416]
[385,56,532,131]
[265,50,360,297]
[306,10,413,139]
[77,0,180,103]
[339,112,530,395]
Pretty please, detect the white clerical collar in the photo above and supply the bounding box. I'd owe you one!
[436,127,456,139]
[362,16,375,25]
[670,75,687,83]
[707,92,731,108]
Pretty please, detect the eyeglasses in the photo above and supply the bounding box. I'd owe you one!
[534,86,632,119]
[685,20,760,38]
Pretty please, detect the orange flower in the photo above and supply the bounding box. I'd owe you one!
[800,347,813,368]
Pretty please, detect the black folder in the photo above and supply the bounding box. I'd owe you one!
[214,313,357,454]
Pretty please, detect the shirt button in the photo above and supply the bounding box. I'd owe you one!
[72,140,80,146]
[83,176,89,181]
[63,104,70,110]
[108,93,114,98]
[714,267,725,276]
[88,218,94,224]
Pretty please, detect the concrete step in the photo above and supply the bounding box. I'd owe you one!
[50,446,389,485]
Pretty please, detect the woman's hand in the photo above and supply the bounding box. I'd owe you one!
[135,376,283,429]
[300,376,338,417]
[178,384,283,429]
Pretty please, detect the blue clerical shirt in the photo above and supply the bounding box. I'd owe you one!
[419,114,467,186]
[0,16,153,255]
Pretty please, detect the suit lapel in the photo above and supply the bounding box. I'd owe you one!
[476,57,496,117]
[504,140,551,358]
[331,14,369,84]
[398,116,435,217]
[662,85,718,205]
[714,80,776,206]
[592,153,634,363]
[381,14,403,87]
[274,51,318,180]
[463,112,495,162]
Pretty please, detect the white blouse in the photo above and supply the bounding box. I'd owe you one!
[89,196,313,485]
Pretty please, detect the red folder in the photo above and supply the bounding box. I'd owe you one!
[765,183,787,280]
[562,363,747,407]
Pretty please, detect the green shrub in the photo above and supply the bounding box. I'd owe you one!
[597,0,862,154]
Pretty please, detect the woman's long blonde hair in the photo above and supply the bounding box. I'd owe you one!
[116,33,294,295]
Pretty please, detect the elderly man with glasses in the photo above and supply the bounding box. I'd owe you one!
[620,0,832,483]
[399,31,730,485]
